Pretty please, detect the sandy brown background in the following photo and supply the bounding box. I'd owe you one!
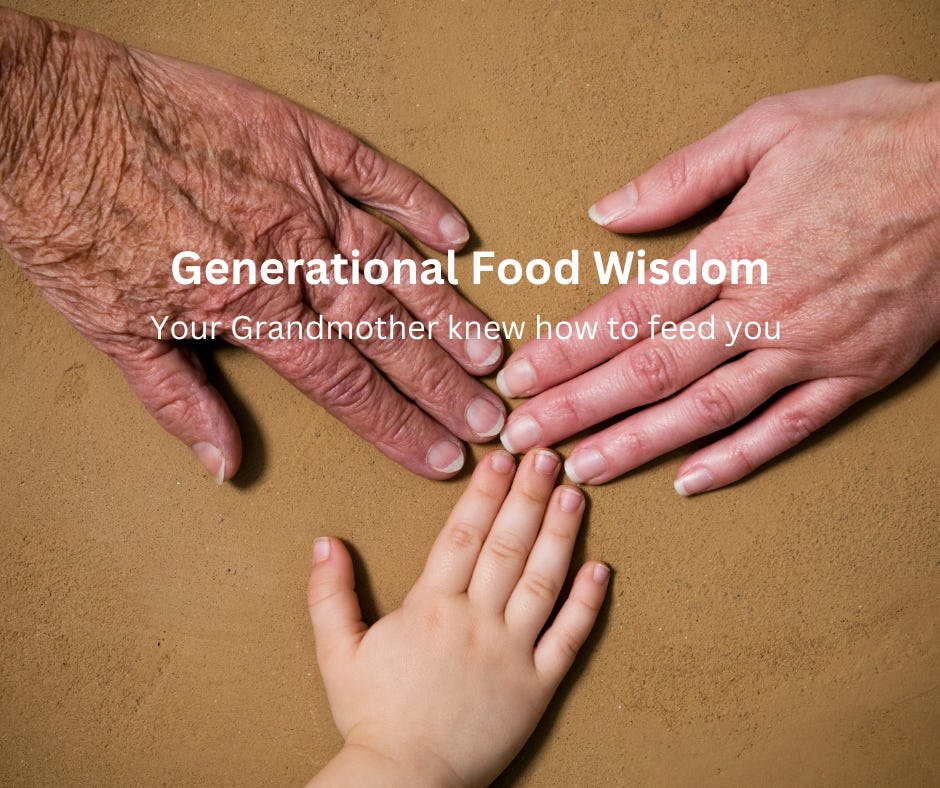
[2,1,938,785]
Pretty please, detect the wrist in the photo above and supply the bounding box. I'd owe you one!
[309,737,466,788]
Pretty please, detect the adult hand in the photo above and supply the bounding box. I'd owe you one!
[497,76,940,494]
[0,9,505,482]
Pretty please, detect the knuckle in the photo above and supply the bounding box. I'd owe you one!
[691,384,739,429]
[729,443,757,475]
[664,152,689,194]
[317,361,377,412]
[446,520,485,553]
[522,570,559,603]
[487,530,529,566]
[347,143,389,195]
[546,389,584,430]
[613,429,645,459]
[778,408,816,446]
[553,628,583,663]
[626,346,677,400]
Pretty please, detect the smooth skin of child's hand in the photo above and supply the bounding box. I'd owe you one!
[306,448,610,787]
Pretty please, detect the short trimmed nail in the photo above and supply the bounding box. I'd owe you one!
[490,450,515,474]
[192,442,225,485]
[466,335,502,367]
[499,415,542,454]
[564,447,607,484]
[496,359,536,398]
[559,487,583,512]
[313,537,331,563]
[438,213,470,245]
[534,449,559,476]
[466,397,505,438]
[592,563,610,584]
[427,439,465,474]
[674,467,715,496]
[588,181,638,226]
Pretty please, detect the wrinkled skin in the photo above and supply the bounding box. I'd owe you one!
[0,9,506,481]
[497,76,940,494]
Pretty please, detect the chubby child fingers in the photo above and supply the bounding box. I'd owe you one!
[307,537,368,668]
[534,561,610,688]
[468,449,561,611]
[504,485,585,640]
[418,450,517,595]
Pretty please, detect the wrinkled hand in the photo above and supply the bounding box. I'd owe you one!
[307,449,609,787]
[0,9,505,481]
[498,76,940,494]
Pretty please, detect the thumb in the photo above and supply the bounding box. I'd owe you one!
[589,97,797,232]
[307,537,367,665]
[110,339,241,483]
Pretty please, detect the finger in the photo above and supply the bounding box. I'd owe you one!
[418,450,517,595]
[534,561,610,688]
[468,449,561,611]
[564,349,794,484]
[303,111,470,250]
[239,304,466,478]
[307,537,367,670]
[673,376,868,495]
[504,485,585,642]
[336,204,503,373]
[588,98,796,232]
[110,338,241,483]
[500,309,740,456]
[496,251,718,399]
[304,271,505,443]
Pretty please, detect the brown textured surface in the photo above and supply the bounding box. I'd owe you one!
[1,1,938,785]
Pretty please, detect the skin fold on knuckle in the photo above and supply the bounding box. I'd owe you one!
[691,384,740,429]
[486,530,530,566]
[625,345,677,401]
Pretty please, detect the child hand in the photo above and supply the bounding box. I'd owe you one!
[306,448,610,787]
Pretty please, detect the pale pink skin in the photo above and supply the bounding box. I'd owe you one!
[497,76,940,495]
[307,449,609,787]
[0,9,506,482]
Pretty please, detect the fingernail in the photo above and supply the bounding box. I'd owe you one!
[564,447,607,484]
[466,397,505,438]
[427,439,465,474]
[588,182,638,226]
[313,537,331,563]
[438,213,469,245]
[559,487,583,512]
[592,563,610,584]
[500,414,542,454]
[496,359,536,398]
[192,441,225,485]
[674,467,715,496]
[466,335,502,368]
[534,449,559,476]
[490,450,515,474]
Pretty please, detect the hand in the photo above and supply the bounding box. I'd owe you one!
[306,449,609,787]
[497,76,940,494]
[0,9,506,482]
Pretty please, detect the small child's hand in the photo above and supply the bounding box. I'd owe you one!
[306,448,610,787]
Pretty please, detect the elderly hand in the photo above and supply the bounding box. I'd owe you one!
[0,8,505,482]
[497,76,940,494]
